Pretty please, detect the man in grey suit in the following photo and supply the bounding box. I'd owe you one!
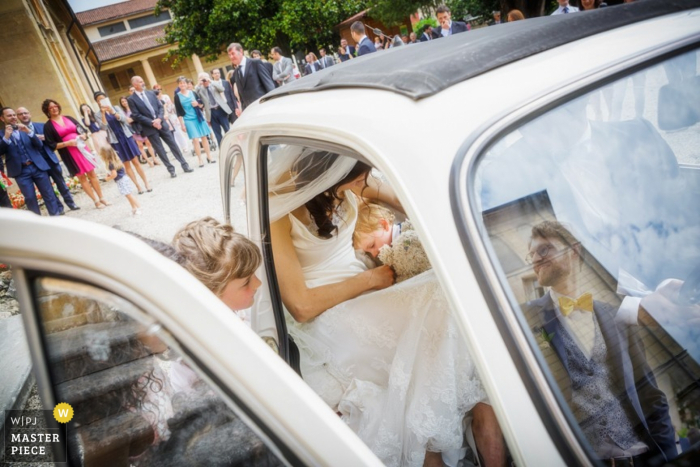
[318,48,335,69]
[271,47,296,86]
[196,72,232,146]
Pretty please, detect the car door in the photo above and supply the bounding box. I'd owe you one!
[0,210,380,466]
[457,38,700,467]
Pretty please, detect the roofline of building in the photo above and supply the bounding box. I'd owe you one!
[80,7,159,27]
[99,42,170,64]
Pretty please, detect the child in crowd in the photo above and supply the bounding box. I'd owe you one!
[353,203,431,282]
[99,146,141,216]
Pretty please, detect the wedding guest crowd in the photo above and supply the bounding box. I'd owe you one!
[0,0,616,217]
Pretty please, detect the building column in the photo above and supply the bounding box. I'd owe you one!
[191,54,205,76]
[140,58,158,87]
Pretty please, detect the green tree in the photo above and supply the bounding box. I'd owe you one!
[156,0,367,64]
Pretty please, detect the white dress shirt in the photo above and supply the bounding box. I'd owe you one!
[239,56,248,78]
[440,21,452,37]
[551,4,580,15]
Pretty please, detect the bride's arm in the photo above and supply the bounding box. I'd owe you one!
[354,175,403,214]
[271,216,394,323]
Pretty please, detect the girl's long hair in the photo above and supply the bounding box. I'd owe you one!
[99,146,124,171]
[80,104,96,124]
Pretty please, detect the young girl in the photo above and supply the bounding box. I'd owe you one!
[99,146,142,216]
[172,217,262,322]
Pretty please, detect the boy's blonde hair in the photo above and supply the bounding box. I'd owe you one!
[173,217,262,296]
[353,203,395,248]
[99,146,124,171]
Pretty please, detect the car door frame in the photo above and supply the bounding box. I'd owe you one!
[0,210,382,466]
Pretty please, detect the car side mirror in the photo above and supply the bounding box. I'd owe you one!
[657,77,700,131]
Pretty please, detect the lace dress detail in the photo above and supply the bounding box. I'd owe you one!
[287,191,487,466]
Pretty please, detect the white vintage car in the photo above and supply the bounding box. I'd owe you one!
[1,1,699,466]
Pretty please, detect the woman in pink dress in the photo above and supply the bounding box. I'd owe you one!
[42,99,110,209]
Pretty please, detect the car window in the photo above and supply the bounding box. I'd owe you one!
[30,276,286,466]
[264,142,513,466]
[473,48,700,464]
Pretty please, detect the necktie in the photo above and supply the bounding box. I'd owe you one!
[558,293,593,317]
[140,92,155,118]
[563,6,569,13]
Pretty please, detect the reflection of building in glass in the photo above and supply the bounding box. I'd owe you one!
[483,190,700,438]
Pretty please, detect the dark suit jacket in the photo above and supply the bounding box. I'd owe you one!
[435,21,469,38]
[339,45,355,62]
[357,37,377,56]
[127,90,165,136]
[220,79,237,112]
[0,130,50,177]
[29,122,60,165]
[261,61,277,87]
[523,293,676,462]
[304,61,321,76]
[231,58,276,111]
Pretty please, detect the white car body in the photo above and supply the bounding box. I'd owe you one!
[1,3,699,466]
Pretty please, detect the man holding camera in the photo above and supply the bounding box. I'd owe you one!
[195,72,233,147]
[0,107,60,215]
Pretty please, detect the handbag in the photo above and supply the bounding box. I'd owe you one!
[76,138,98,166]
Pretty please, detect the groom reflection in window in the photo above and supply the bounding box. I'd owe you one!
[522,221,676,466]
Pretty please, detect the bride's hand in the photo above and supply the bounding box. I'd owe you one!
[363,265,395,290]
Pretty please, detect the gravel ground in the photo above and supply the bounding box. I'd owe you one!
[60,148,248,242]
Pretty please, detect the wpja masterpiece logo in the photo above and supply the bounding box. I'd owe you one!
[2,403,72,464]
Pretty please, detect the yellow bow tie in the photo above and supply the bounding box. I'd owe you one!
[558,293,593,316]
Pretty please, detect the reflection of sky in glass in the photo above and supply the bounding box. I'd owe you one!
[477,49,700,363]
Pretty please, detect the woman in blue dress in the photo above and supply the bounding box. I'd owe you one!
[94,92,152,193]
[174,76,214,167]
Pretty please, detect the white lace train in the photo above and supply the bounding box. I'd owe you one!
[288,269,487,466]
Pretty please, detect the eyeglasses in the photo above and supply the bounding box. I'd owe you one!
[525,244,557,264]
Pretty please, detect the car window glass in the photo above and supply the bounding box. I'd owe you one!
[473,49,700,464]
[32,276,285,466]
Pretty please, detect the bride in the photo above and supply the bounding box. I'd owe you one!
[268,148,505,467]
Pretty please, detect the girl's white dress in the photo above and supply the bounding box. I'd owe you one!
[286,192,487,467]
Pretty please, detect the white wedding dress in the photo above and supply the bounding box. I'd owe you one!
[286,192,487,467]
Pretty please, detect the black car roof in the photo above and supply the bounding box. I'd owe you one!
[261,0,699,103]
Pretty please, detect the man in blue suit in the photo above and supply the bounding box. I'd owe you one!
[523,221,676,466]
[0,107,60,215]
[17,107,79,212]
[128,75,193,178]
[435,5,469,38]
[350,21,376,57]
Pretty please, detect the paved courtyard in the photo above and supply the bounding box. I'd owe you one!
[60,148,248,243]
